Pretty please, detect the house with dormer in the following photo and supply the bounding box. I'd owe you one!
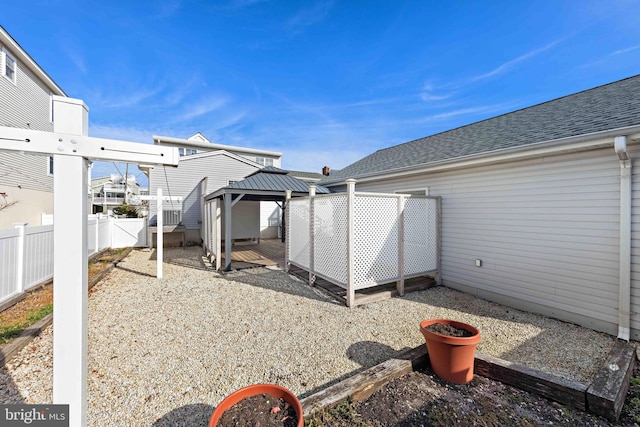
[141,133,283,246]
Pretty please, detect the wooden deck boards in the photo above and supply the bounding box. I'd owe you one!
[221,239,285,269]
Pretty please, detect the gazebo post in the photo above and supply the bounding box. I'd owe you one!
[224,192,233,271]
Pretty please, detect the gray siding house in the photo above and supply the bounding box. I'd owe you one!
[142,135,282,246]
[0,25,67,230]
[321,75,640,340]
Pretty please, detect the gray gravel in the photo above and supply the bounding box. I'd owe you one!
[0,247,618,426]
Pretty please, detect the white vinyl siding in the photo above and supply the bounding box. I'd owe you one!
[0,42,56,194]
[354,148,623,336]
[148,153,259,230]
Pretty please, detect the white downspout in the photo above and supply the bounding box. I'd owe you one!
[615,136,631,340]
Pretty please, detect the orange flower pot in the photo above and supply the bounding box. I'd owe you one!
[420,318,481,384]
[208,383,303,427]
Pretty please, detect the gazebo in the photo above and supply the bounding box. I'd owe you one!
[202,166,331,270]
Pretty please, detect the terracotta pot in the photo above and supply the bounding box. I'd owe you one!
[420,318,481,384]
[208,383,303,427]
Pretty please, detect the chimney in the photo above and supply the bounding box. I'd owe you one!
[322,166,330,176]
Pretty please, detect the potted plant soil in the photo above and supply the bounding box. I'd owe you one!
[209,383,303,427]
[420,318,481,384]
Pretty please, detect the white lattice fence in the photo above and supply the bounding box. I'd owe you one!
[286,181,440,307]
[313,194,348,285]
[288,198,310,268]
[404,197,438,275]
[353,195,399,288]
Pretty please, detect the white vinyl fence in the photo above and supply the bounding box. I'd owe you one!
[0,216,147,306]
[287,180,441,307]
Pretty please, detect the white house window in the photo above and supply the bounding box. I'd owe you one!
[227,180,238,186]
[256,157,274,166]
[2,48,17,85]
[47,156,54,176]
[178,147,197,156]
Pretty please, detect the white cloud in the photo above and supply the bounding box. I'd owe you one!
[287,0,334,33]
[420,84,451,102]
[611,44,640,55]
[468,40,560,83]
[173,96,228,122]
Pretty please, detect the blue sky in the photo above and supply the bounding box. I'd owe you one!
[4,1,640,187]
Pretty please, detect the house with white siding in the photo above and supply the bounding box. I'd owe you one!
[320,75,640,340]
[0,25,67,230]
[142,133,283,246]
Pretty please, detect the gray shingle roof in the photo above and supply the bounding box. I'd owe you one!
[324,74,640,183]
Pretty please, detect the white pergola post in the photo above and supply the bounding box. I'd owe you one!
[52,97,90,426]
[157,188,163,278]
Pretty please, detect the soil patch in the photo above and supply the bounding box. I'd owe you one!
[0,247,126,347]
[425,322,474,337]
[218,394,299,427]
[306,364,640,426]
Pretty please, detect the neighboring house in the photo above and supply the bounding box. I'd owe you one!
[0,25,67,230]
[321,75,640,340]
[141,133,283,246]
[90,174,141,214]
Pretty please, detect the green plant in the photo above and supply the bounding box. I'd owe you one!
[27,304,53,323]
[0,325,25,343]
[112,203,138,218]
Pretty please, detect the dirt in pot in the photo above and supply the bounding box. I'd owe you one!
[426,322,474,337]
[217,393,298,427]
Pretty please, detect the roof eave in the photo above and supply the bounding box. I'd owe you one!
[0,26,66,96]
[323,124,640,187]
[153,135,283,158]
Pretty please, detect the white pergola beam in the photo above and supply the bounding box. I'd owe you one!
[0,125,179,165]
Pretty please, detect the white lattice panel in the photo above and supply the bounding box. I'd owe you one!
[313,194,348,285]
[353,195,399,288]
[287,198,310,268]
[404,197,437,275]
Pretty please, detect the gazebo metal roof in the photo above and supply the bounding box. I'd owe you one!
[204,166,332,202]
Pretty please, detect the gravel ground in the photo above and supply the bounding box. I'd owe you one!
[0,247,619,426]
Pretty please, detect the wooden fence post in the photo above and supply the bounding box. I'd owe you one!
[13,222,27,294]
[346,179,356,307]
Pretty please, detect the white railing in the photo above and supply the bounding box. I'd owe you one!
[0,216,147,307]
[286,180,441,307]
[202,198,221,270]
